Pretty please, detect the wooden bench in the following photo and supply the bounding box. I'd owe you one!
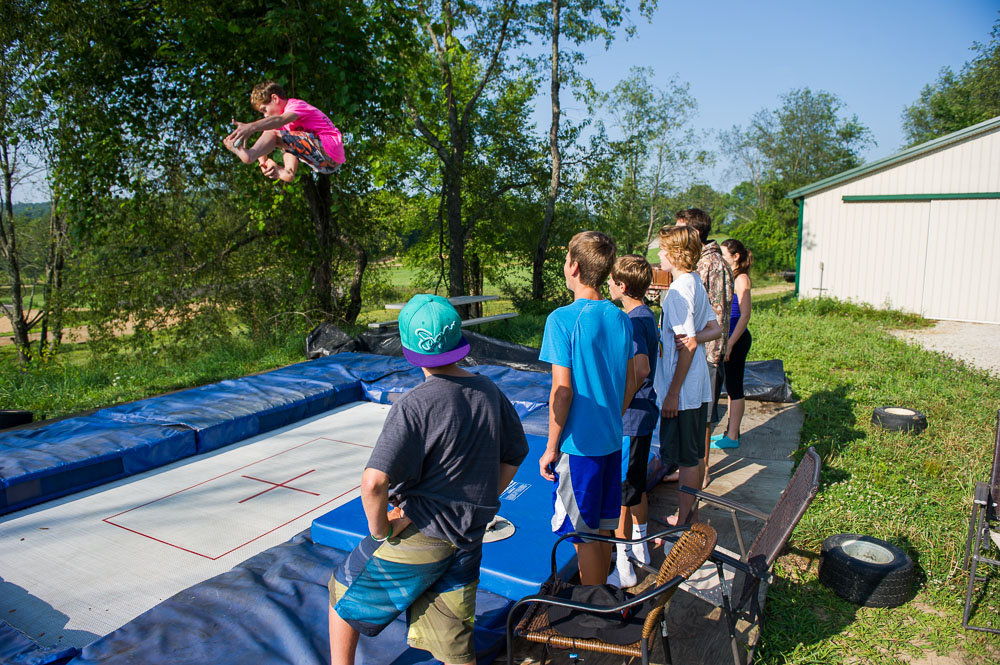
[368,301,518,330]
[383,295,499,310]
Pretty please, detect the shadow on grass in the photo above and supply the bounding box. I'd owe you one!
[796,385,863,484]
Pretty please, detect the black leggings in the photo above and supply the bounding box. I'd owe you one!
[723,329,752,400]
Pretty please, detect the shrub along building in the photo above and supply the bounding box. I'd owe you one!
[788,115,1000,324]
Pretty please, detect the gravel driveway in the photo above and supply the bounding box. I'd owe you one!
[890,320,1000,378]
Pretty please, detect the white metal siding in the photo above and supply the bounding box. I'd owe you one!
[921,199,1000,323]
[799,198,929,313]
[798,125,1000,323]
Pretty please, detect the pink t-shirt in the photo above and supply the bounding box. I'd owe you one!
[281,98,345,164]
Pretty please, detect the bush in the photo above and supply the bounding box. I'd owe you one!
[730,208,798,273]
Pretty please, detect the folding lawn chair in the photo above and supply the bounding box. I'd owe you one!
[506,522,717,665]
[651,446,821,665]
[962,409,1000,634]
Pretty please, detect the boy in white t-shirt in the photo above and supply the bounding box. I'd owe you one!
[653,226,721,526]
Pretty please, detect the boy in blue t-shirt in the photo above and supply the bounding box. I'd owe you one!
[539,231,636,585]
[606,254,658,587]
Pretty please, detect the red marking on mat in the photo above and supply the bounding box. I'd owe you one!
[102,437,370,559]
[239,469,321,503]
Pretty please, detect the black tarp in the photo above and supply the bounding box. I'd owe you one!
[306,323,549,373]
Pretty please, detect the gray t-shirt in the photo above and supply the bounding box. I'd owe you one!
[366,373,529,550]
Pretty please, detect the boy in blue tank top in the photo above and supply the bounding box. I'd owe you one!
[539,231,637,585]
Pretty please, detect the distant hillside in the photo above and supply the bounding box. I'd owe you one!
[11,202,50,221]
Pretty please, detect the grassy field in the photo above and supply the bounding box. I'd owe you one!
[3,273,1000,663]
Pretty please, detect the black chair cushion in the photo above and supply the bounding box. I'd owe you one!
[545,584,645,645]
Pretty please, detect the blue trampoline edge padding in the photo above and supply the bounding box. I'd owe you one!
[0,619,79,665]
[67,531,511,665]
[312,434,577,601]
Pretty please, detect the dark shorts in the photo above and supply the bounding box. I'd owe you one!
[329,525,480,664]
[659,403,709,468]
[723,330,752,400]
[552,450,622,542]
[621,433,652,506]
[707,361,725,424]
[277,130,341,174]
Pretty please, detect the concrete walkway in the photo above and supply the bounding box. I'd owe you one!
[500,398,804,665]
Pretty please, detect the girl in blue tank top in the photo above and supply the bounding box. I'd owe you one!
[719,239,753,447]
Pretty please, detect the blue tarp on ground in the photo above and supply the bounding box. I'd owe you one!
[67,531,511,665]
[0,619,78,665]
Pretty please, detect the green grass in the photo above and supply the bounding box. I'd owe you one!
[0,333,306,419]
[748,292,1000,663]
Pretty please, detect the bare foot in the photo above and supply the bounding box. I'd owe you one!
[223,135,253,164]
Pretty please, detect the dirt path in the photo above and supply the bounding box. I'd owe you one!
[891,320,1000,378]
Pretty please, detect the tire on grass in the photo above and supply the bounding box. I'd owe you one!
[0,410,32,430]
[818,534,914,608]
[871,406,927,434]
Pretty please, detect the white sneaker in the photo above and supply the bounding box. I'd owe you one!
[607,560,637,588]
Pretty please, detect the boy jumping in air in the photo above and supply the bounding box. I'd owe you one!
[224,81,345,182]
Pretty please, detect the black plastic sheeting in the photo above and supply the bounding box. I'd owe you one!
[68,532,511,665]
[306,323,550,373]
[741,360,793,403]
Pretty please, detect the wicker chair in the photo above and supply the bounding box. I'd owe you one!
[962,409,1000,634]
[505,522,717,665]
[651,446,821,665]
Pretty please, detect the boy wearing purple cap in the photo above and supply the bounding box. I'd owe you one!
[328,294,529,665]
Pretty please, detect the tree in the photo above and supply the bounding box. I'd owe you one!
[403,0,529,311]
[583,67,706,255]
[528,0,657,300]
[41,0,414,335]
[0,0,49,363]
[721,87,874,272]
[902,19,1000,146]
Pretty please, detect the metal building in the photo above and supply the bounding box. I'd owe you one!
[788,115,1000,324]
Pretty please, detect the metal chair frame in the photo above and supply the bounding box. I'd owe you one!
[651,446,821,665]
[962,409,1000,634]
[505,523,716,665]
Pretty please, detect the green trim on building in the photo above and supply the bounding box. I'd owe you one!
[842,193,1000,203]
[787,115,1000,200]
[795,198,803,297]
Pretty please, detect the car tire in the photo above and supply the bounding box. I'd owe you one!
[818,534,914,608]
[871,406,927,434]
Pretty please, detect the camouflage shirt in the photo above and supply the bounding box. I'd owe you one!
[697,241,735,364]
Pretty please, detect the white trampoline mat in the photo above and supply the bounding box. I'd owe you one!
[0,400,389,647]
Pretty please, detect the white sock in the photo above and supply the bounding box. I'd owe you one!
[631,522,650,565]
[611,543,637,587]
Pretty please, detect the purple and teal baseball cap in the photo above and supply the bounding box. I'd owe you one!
[398,294,471,367]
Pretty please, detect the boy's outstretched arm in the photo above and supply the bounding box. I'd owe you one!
[360,467,410,539]
[541,365,573,481]
[228,111,299,145]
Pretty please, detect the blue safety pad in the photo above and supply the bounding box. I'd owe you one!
[98,370,362,454]
[69,531,510,665]
[307,352,414,383]
[0,417,196,515]
[312,434,573,600]
[0,619,79,665]
[360,364,551,420]
[518,408,550,437]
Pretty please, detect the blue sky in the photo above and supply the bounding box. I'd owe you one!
[551,0,999,190]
